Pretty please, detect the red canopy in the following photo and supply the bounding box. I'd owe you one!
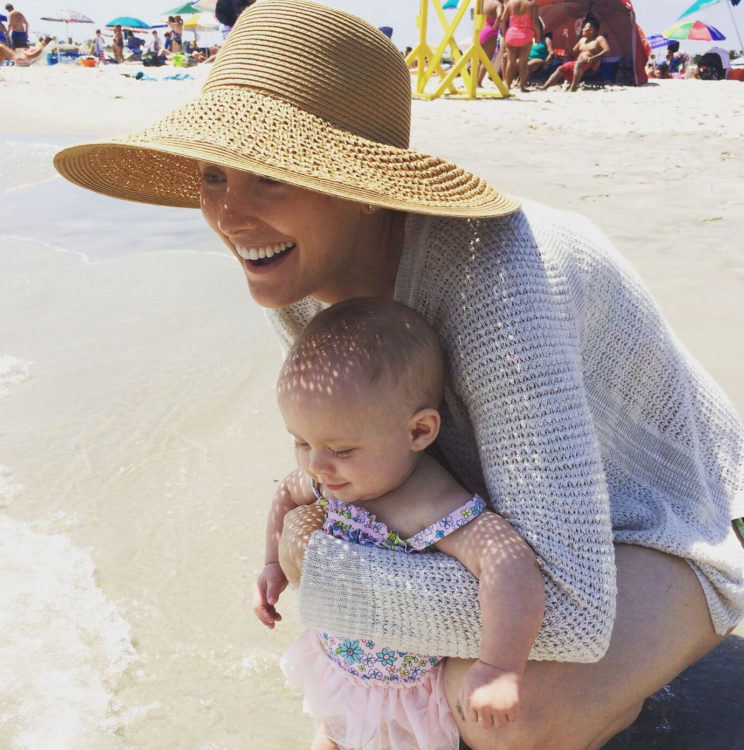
[535,0,651,84]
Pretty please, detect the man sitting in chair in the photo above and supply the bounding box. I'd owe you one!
[540,16,609,92]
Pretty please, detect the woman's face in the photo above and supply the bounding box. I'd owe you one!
[198,163,372,308]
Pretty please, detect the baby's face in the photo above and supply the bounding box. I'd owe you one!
[278,376,418,504]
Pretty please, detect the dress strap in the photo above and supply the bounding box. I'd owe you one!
[404,495,487,551]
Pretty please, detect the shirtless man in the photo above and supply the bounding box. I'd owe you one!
[541,16,610,92]
[4,4,28,49]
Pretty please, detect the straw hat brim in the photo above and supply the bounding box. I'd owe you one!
[54,87,520,218]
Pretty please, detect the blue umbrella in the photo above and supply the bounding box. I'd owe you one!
[647,34,673,50]
[105,17,151,29]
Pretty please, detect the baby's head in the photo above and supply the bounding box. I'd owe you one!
[277,298,444,501]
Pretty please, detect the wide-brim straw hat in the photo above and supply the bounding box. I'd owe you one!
[54,0,519,218]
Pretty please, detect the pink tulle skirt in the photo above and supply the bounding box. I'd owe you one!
[281,629,459,750]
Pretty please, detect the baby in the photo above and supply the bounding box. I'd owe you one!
[254,297,545,750]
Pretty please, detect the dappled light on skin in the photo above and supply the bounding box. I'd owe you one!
[278,503,324,589]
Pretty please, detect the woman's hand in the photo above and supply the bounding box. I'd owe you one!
[277,503,325,588]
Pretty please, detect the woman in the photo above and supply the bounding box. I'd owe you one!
[476,0,505,88]
[525,25,553,86]
[500,0,541,91]
[52,2,744,748]
[112,23,124,63]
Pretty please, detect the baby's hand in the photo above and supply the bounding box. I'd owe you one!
[458,659,522,728]
[252,562,288,629]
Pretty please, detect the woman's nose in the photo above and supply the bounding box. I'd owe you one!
[215,180,262,235]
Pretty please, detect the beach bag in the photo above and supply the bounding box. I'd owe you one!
[698,52,725,80]
[142,52,165,67]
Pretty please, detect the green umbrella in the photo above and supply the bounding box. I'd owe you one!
[162,2,200,15]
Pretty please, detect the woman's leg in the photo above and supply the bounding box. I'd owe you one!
[444,545,726,750]
[504,45,518,88]
[516,45,531,91]
[477,36,498,86]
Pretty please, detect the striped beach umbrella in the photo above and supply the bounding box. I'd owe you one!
[663,19,726,41]
[40,9,94,39]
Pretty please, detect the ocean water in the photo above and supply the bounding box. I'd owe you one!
[0,136,312,748]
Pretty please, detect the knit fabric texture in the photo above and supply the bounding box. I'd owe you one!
[268,200,744,662]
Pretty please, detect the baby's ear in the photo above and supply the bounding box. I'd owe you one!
[408,408,441,451]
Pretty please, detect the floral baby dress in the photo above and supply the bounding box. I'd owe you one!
[281,485,487,750]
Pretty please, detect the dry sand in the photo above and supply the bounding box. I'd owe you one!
[1,61,742,748]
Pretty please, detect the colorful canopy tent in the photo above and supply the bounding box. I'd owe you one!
[535,0,650,84]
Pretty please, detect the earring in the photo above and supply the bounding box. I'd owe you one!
[367,204,378,213]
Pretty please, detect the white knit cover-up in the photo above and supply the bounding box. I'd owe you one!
[267,200,744,663]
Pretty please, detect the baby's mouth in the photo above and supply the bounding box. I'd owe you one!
[235,241,296,266]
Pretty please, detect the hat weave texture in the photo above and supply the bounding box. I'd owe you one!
[53,0,519,218]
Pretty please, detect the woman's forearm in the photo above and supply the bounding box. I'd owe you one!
[299,530,483,657]
[298,530,616,662]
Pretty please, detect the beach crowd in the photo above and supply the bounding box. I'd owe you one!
[1,0,740,86]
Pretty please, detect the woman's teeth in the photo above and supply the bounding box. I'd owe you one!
[236,242,295,261]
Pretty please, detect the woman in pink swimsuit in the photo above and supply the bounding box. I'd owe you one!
[477,0,505,87]
[501,0,541,91]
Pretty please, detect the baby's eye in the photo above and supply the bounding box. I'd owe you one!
[293,440,309,449]
[332,449,354,458]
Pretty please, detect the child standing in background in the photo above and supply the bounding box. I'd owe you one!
[253,298,545,750]
[92,29,106,65]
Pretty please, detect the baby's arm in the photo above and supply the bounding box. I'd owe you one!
[253,468,317,629]
[434,511,545,726]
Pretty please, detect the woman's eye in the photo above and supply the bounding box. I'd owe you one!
[201,171,224,184]
[259,176,282,186]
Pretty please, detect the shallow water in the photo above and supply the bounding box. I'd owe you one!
[1,136,315,748]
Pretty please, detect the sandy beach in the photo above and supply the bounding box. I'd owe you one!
[1,60,743,749]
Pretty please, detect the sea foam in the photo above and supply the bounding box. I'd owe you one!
[0,355,31,398]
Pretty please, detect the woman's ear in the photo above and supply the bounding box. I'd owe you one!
[408,408,441,451]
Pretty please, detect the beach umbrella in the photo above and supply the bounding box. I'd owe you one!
[678,0,740,20]
[193,0,217,10]
[40,9,94,40]
[183,12,220,30]
[162,2,200,14]
[105,17,151,30]
[647,34,674,49]
[663,19,726,41]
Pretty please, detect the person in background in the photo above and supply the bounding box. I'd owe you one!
[477,0,505,87]
[147,29,162,55]
[92,28,106,65]
[172,15,183,54]
[500,0,541,91]
[5,3,27,49]
[0,38,41,64]
[0,17,8,45]
[525,23,553,85]
[540,16,609,92]
[112,23,124,63]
